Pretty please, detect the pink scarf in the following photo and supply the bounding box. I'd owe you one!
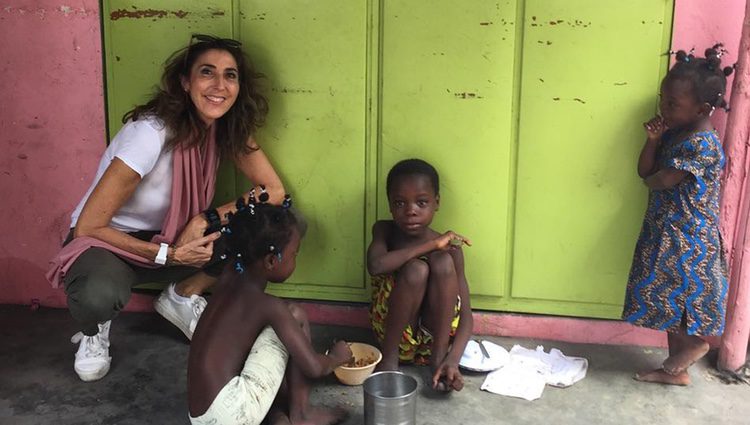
[46,126,219,288]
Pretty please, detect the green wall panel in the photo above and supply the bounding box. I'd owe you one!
[510,0,673,317]
[102,1,674,317]
[379,0,517,301]
[236,1,373,296]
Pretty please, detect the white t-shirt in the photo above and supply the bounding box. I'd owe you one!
[70,116,174,232]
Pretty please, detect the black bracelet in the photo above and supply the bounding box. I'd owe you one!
[203,208,221,235]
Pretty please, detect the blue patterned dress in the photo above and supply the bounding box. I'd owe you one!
[623,130,728,336]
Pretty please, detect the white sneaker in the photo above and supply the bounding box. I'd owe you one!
[153,283,207,340]
[71,321,112,382]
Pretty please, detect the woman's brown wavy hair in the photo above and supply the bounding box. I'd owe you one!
[123,34,269,159]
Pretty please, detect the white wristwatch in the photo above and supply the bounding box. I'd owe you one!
[155,243,169,265]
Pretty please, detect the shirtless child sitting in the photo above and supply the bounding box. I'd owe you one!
[188,198,352,425]
[367,159,474,392]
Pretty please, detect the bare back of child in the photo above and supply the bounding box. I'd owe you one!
[367,159,474,393]
[188,201,352,425]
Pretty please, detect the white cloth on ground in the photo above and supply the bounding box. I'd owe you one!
[480,345,588,401]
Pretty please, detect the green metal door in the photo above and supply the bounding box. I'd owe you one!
[102,0,673,318]
[509,1,673,318]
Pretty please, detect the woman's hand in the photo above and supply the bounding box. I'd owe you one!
[327,340,354,367]
[170,232,221,267]
[174,214,209,247]
[434,231,472,251]
[643,115,666,143]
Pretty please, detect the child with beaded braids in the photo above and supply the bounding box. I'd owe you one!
[187,197,351,425]
[623,45,733,386]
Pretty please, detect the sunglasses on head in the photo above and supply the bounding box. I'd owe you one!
[183,34,242,71]
[189,34,242,49]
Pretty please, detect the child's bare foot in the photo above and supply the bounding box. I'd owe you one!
[662,339,709,374]
[290,405,348,425]
[634,368,691,386]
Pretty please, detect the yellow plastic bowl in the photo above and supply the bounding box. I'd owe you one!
[333,343,382,386]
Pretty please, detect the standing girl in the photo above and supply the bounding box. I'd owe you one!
[623,45,734,385]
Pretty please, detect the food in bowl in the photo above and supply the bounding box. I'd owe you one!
[343,355,377,368]
[333,342,382,386]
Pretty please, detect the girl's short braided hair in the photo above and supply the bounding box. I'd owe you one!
[668,44,734,111]
[224,199,298,267]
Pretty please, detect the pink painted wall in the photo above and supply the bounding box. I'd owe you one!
[672,0,746,138]
[0,1,105,308]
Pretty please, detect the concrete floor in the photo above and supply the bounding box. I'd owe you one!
[0,304,748,425]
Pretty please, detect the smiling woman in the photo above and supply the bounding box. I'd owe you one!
[47,34,287,383]
[182,49,240,125]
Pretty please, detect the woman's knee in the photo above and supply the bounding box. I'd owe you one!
[65,249,135,316]
[67,273,132,315]
[399,259,430,288]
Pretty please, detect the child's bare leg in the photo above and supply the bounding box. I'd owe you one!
[634,325,705,386]
[377,260,429,371]
[636,331,683,380]
[667,330,682,357]
[662,328,709,374]
[285,304,348,425]
[422,251,460,391]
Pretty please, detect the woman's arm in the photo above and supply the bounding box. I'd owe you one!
[215,138,286,220]
[75,158,219,266]
[174,138,283,247]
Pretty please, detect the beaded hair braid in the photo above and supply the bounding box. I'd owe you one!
[220,192,296,274]
[667,44,735,112]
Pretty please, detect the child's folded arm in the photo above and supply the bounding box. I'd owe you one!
[638,139,661,178]
[644,168,689,190]
[638,116,667,178]
[367,221,437,275]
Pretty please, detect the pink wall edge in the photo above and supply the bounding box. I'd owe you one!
[124,295,675,347]
[0,1,745,350]
[0,1,105,309]
[716,1,750,370]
